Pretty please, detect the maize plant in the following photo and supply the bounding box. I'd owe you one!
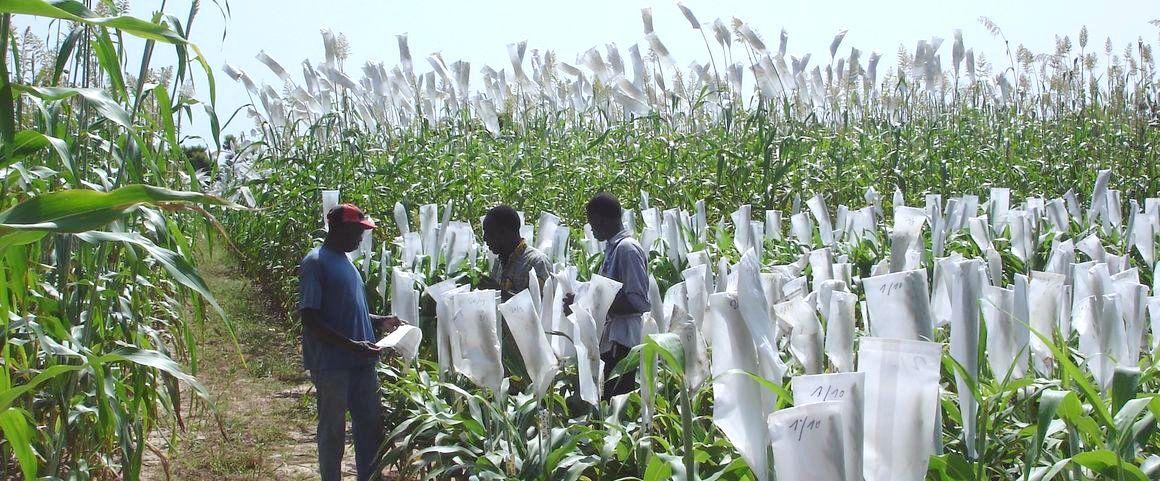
[0,1,236,480]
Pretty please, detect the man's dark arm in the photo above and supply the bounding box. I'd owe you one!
[302,308,380,356]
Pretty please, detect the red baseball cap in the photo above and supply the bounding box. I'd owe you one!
[327,203,376,230]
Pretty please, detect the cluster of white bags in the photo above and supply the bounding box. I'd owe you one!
[319,167,1158,480]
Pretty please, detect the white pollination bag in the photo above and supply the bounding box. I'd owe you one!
[731,205,753,256]
[577,275,623,340]
[774,296,824,374]
[393,201,410,234]
[792,372,865,481]
[737,250,787,405]
[949,259,985,458]
[426,279,466,376]
[859,337,942,481]
[498,290,559,400]
[890,206,927,272]
[391,268,420,326]
[861,268,934,341]
[1149,297,1160,355]
[791,211,814,247]
[768,402,849,481]
[810,248,835,292]
[1028,271,1066,375]
[534,212,561,254]
[808,194,835,246]
[570,307,603,406]
[683,264,709,329]
[981,285,1026,379]
[444,221,474,273]
[450,290,504,392]
[419,203,439,258]
[826,291,858,372]
[321,189,340,230]
[708,292,771,481]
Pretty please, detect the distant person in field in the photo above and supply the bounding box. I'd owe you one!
[482,204,550,301]
[585,193,650,399]
[299,204,401,481]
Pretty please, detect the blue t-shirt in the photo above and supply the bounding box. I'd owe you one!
[298,245,374,371]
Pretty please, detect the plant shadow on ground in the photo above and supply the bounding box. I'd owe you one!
[143,239,335,481]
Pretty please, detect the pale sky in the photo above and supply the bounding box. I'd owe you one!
[17,0,1160,146]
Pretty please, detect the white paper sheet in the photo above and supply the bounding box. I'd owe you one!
[376,324,423,362]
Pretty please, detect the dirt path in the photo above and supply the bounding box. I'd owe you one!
[142,245,359,480]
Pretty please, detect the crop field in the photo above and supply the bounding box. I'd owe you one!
[0,1,1159,480]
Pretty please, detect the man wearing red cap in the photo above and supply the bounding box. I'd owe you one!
[299,203,399,481]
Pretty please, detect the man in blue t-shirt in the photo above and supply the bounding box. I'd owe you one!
[299,203,400,481]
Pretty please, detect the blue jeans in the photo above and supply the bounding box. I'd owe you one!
[311,366,383,481]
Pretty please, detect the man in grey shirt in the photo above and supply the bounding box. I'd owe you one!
[586,193,650,398]
[482,204,551,301]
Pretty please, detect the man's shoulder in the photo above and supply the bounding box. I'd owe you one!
[614,236,646,255]
[301,247,322,266]
[524,245,550,263]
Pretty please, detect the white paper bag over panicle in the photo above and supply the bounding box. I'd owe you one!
[736,250,787,403]
[391,267,420,326]
[694,199,709,242]
[321,189,340,230]
[858,337,942,481]
[418,203,439,258]
[809,248,835,293]
[791,211,814,247]
[449,289,504,392]
[534,212,561,254]
[989,187,1011,231]
[967,215,992,253]
[569,307,603,406]
[1028,271,1066,375]
[981,284,1026,379]
[848,206,876,242]
[949,258,985,458]
[547,270,577,357]
[1046,239,1075,278]
[931,253,964,328]
[808,193,835,246]
[707,292,771,481]
[393,201,410,234]
[683,264,709,329]
[765,209,783,240]
[774,296,824,374]
[826,290,858,372]
[678,319,710,391]
[792,372,865,481]
[663,209,687,267]
[576,275,623,338]
[891,206,927,272]
[1076,233,1107,263]
[582,224,601,258]
[444,221,474,274]
[1009,210,1034,262]
[498,290,559,400]
[426,279,466,376]
[640,314,659,423]
[731,205,753,256]
[1149,297,1160,355]
[1110,272,1147,367]
[768,401,849,481]
[1129,209,1157,267]
[861,268,934,341]
[1046,198,1069,233]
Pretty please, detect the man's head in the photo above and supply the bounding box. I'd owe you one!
[482,204,522,256]
[586,193,623,241]
[325,204,375,252]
